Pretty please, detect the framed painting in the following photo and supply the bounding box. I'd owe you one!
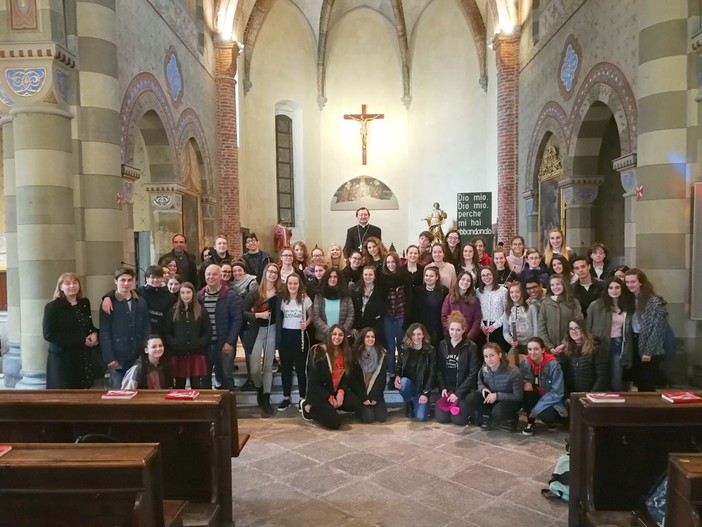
[537,145,565,250]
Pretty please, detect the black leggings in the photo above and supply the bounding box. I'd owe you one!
[523,390,562,425]
[174,377,201,389]
[279,328,309,398]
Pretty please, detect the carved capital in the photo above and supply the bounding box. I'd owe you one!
[145,183,188,212]
[559,176,604,206]
[612,152,637,172]
[0,43,76,116]
[611,152,638,197]
[201,195,216,220]
[215,41,241,78]
[121,164,142,181]
[521,189,537,215]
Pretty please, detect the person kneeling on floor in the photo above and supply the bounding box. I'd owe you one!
[520,337,567,436]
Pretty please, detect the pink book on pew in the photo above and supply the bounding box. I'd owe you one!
[661,392,702,404]
[165,390,200,400]
[586,393,625,403]
[101,390,137,400]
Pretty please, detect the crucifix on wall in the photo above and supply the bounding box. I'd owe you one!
[343,104,384,165]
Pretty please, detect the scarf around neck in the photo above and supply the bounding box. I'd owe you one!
[359,347,379,374]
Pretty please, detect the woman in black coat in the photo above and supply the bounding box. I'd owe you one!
[352,265,385,344]
[163,282,212,389]
[412,265,448,350]
[43,273,99,389]
[347,328,388,423]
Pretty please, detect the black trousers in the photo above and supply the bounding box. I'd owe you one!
[630,333,663,392]
[435,396,473,426]
[279,328,309,398]
[308,390,385,429]
[464,391,521,425]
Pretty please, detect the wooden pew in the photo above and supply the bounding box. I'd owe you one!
[0,390,245,527]
[0,442,185,527]
[569,392,702,527]
[666,453,702,527]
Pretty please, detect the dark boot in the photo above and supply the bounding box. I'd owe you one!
[261,393,274,418]
[256,386,264,408]
[405,402,414,418]
[241,378,256,392]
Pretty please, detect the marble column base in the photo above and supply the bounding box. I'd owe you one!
[15,368,46,390]
[2,342,21,388]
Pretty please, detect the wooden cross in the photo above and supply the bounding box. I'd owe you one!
[343,104,384,165]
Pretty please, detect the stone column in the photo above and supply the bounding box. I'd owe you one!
[75,0,123,310]
[145,184,187,259]
[215,41,241,255]
[636,0,689,333]
[1,116,20,388]
[613,153,638,266]
[521,189,538,248]
[494,34,520,244]
[13,100,76,388]
[558,177,603,252]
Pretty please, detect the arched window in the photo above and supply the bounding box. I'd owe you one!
[275,114,295,226]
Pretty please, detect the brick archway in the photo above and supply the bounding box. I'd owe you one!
[120,72,177,171]
[567,62,637,177]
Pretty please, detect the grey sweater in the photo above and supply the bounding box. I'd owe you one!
[477,363,524,402]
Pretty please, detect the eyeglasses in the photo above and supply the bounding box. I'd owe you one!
[266,269,278,275]
[222,270,232,274]
[281,254,293,258]
[568,326,582,332]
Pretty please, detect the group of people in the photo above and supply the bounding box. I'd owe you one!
[42,209,672,432]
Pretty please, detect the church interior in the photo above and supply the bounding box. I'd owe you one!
[0,0,701,525]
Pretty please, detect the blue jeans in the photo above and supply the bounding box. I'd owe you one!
[202,341,235,390]
[399,377,429,421]
[109,358,135,389]
[383,317,404,375]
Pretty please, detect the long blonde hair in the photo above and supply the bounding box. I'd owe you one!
[53,273,83,300]
[543,227,572,267]
[326,242,346,270]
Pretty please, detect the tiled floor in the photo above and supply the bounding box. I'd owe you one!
[233,406,569,526]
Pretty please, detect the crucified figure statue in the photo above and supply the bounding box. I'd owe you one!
[343,104,384,165]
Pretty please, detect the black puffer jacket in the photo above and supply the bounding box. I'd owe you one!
[558,342,609,395]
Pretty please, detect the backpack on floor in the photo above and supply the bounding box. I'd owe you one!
[541,453,570,502]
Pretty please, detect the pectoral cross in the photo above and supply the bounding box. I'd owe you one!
[343,104,384,165]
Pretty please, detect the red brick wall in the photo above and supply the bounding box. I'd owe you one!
[215,44,242,256]
[495,35,520,245]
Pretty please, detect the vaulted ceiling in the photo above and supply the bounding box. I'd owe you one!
[214,0,522,107]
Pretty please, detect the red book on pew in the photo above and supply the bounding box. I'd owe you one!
[101,390,137,400]
[586,393,625,403]
[0,445,12,458]
[165,390,200,400]
[661,392,702,404]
